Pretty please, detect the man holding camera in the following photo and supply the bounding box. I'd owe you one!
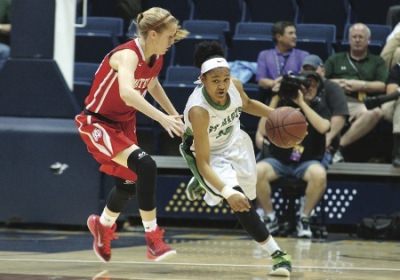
[301,55,349,165]
[324,23,388,162]
[255,71,330,238]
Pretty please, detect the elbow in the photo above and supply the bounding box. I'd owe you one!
[321,121,331,134]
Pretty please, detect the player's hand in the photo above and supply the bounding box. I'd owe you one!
[226,193,251,212]
[158,114,184,137]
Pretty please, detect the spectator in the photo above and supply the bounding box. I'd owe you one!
[0,0,11,71]
[256,21,309,104]
[301,55,349,166]
[255,71,330,238]
[382,64,400,167]
[324,23,388,162]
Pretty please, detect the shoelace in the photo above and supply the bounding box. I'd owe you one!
[102,224,118,254]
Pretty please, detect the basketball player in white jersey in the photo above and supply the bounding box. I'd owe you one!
[179,41,292,276]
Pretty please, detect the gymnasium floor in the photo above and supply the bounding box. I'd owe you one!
[0,225,399,279]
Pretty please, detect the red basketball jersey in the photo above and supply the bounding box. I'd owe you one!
[84,38,164,122]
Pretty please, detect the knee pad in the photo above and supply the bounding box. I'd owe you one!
[127,149,157,211]
[106,177,136,213]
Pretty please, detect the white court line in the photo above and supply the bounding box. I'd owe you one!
[0,257,398,272]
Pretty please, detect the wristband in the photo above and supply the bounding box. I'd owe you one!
[220,185,243,199]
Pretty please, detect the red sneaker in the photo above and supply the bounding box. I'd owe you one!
[87,215,118,262]
[145,227,176,261]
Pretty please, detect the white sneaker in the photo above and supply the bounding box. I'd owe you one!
[332,150,344,163]
[297,217,312,238]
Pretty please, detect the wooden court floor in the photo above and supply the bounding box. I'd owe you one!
[0,226,399,280]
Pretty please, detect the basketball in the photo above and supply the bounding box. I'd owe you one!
[265,106,308,149]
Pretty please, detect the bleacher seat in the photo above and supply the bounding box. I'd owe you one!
[297,0,351,40]
[142,0,194,23]
[234,22,274,40]
[229,38,274,62]
[74,62,99,83]
[246,0,298,22]
[341,23,392,55]
[183,20,230,41]
[75,17,124,63]
[350,0,399,25]
[192,0,246,31]
[296,24,336,60]
[164,65,200,86]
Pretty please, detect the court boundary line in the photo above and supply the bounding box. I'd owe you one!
[0,257,399,272]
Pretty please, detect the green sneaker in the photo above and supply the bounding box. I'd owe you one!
[270,250,291,277]
[185,177,204,201]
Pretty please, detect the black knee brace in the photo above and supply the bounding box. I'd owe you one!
[127,149,157,211]
[232,186,270,242]
[106,177,136,213]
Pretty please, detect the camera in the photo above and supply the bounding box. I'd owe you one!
[278,73,312,100]
[364,90,400,109]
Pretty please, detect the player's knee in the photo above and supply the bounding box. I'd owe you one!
[127,148,156,176]
[305,164,327,186]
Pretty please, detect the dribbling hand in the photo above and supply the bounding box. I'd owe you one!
[226,193,251,212]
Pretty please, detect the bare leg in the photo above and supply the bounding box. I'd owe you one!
[256,161,278,214]
[340,108,382,147]
[302,164,327,216]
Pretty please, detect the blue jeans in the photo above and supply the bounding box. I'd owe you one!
[0,43,10,70]
[261,157,323,179]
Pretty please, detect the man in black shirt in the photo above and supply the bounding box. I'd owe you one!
[255,71,330,238]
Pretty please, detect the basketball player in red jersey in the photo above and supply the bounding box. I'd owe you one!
[75,7,188,262]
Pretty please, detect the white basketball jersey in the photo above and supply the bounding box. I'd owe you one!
[183,81,243,151]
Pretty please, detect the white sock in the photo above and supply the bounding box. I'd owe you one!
[260,235,281,256]
[99,211,118,227]
[143,219,157,232]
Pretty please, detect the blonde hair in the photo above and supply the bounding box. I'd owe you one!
[135,7,189,42]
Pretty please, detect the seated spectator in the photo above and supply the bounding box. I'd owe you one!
[301,55,349,166]
[382,64,400,167]
[256,21,309,104]
[255,71,330,238]
[0,0,11,71]
[324,23,389,162]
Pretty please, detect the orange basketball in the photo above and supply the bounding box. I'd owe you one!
[265,106,308,149]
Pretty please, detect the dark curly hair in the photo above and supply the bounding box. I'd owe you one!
[193,41,225,68]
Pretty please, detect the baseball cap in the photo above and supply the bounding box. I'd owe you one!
[302,54,323,70]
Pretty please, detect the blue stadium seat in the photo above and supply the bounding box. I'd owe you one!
[164,66,200,86]
[341,23,392,55]
[192,0,246,31]
[75,17,124,63]
[183,20,230,41]
[246,0,298,22]
[296,24,337,60]
[234,22,274,40]
[142,0,194,22]
[74,62,99,83]
[229,38,274,62]
[350,0,399,25]
[296,40,332,61]
[297,0,351,40]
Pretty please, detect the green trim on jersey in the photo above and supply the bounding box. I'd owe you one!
[179,131,221,198]
[202,87,230,110]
